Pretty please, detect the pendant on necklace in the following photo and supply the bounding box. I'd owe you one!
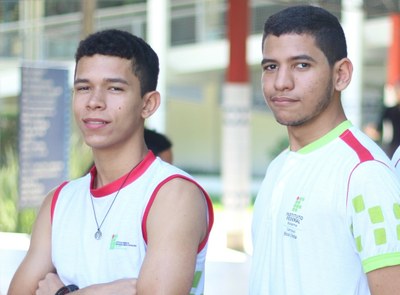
[95,229,102,240]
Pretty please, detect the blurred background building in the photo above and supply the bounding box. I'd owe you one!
[1,1,400,293]
[0,0,396,176]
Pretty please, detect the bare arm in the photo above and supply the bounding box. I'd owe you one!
[367,265,400,295]
[8,191,55,295]
[137,178,208,295]
[35,273,137,295]
[8,189,139,295]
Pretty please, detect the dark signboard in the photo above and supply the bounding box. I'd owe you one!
[18,64,70,209]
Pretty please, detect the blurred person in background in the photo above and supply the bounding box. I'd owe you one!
[376,82,400,157]
[144,128,173,163]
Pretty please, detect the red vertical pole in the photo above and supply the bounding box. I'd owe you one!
[388,14,400,86]
[222,0,251,251]
[227,0,249,83]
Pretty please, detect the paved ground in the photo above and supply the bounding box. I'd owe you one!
[0,232,30,295]
[205,211,252,294]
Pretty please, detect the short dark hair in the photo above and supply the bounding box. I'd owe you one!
[262,5,347,66]
[144,128,172,155]
[75,29,159,97]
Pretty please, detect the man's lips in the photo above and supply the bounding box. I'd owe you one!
[270,96,298,105]
[82,118,109,128]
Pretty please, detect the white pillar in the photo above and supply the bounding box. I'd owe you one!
[222,82,251,251]
[341,0,364,128]
[19,0,44,60]
[81,0,97,39]
[146,0,169,133]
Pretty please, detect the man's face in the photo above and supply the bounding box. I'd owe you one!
[73,54,144,150]
[261,33,335,127]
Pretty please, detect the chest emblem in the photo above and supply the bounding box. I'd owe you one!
[109,234,137,249]
[284,196,305,239]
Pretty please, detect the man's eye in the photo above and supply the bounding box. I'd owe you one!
[110,87,123,91]
[76,86,89,91]
[297,63,309,69]
[263,64,276,71]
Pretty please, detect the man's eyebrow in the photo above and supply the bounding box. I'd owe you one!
[104,78,129,85]
[261,58,275,66]
[261,55,316,66]
[73,78,129,85]
[291,54,316,63]
[74,78,88,85]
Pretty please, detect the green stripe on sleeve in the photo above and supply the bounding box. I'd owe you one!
[362,252,400,273]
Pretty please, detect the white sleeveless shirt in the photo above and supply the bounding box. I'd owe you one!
[51,152,213,294]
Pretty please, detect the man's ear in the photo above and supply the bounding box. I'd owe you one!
[141,91,160,119]
[334,57,353,92]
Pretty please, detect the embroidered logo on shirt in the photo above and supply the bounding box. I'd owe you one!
[292,196,305,212]
[109,234,137,249]
[284,196,305,240]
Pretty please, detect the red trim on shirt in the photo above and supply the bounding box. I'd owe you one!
[339,130,374,162]
[50,181,69,224]
[142,175,214,253]
[91,151,156,198]
[339,130,391,206]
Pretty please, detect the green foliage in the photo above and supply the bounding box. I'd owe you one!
[270,136,289,158]
[16,209,37,234]
[69,129,93,179]
[0,147,18,232]
[0,112,18,167]
[0,122,93,233]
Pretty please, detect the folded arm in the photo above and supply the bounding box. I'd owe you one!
[8,191,55,295]
[35,273,137,295]
[8,191,138,295]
